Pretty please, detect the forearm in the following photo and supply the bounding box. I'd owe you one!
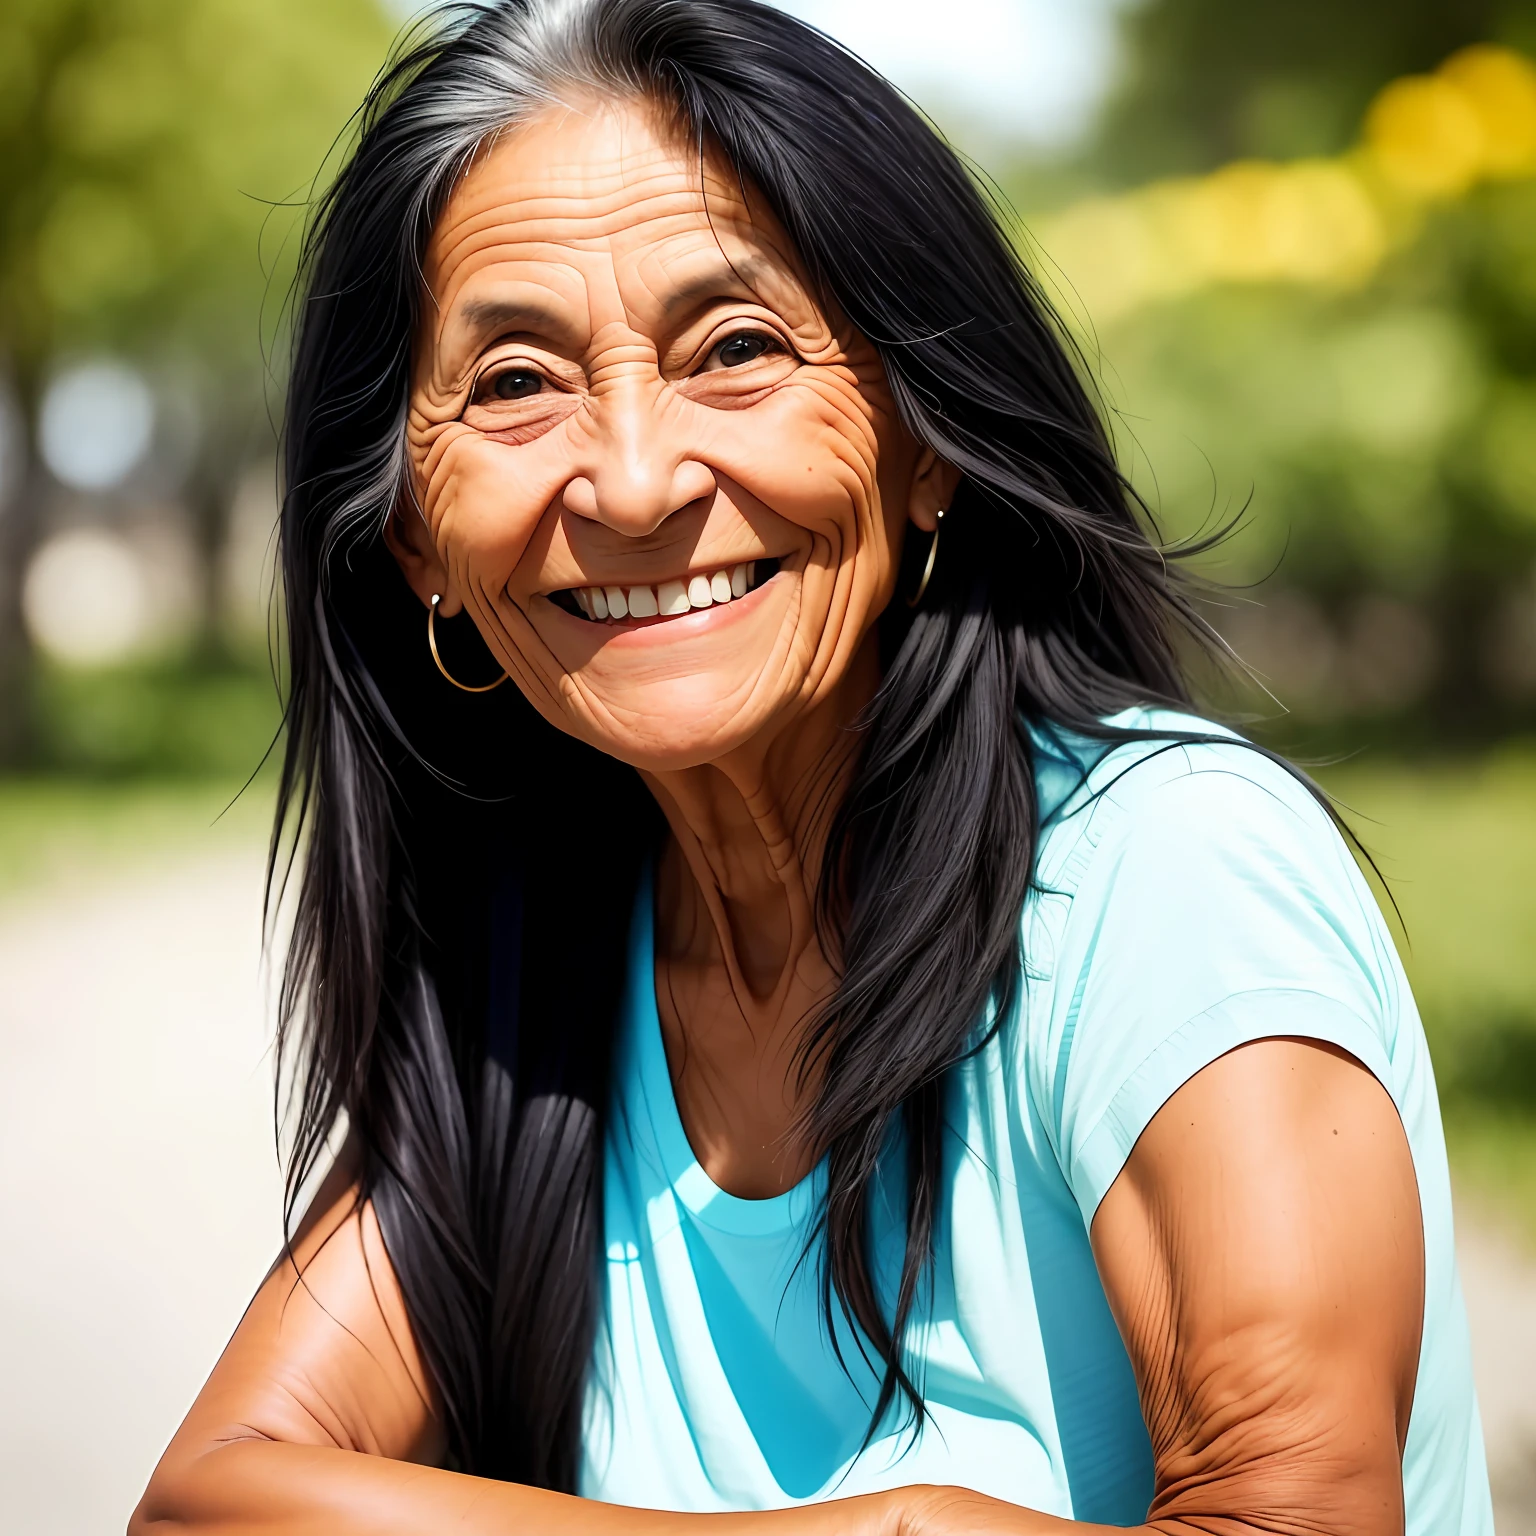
[131,1439,903,1536]
[878,1483,1369,1536]
[132,1443,1331,1536]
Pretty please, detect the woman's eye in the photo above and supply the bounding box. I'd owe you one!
[487,369,542,400]
[709,332,778,370]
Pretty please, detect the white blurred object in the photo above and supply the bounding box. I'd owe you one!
[24,529,149,664]
[23,521,200,667]
[772,0,1133,146]
[39,359,155,492]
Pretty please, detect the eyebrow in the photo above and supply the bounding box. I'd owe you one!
[453,254,786,339]
[457,294,570,336]
[654,254,780,315]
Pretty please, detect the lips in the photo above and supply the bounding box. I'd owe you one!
[550,558,781,624]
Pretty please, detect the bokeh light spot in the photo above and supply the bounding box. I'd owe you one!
[23,529,151,667]
[38,360,154,492]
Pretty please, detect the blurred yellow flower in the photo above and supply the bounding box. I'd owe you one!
[1038,43,1536,327]
[1365,74,1486,197]
[1441,45,1536,179]
[1174,160,1385,285]
[1039,159,1386,324]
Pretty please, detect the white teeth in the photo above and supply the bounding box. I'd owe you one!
[657,578,691,615]
[573,564,762,621]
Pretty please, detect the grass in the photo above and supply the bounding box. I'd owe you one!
[32,655,283,778]
[0,774,274,903]
[0,658,281,901]
[1320,747,1536,1243]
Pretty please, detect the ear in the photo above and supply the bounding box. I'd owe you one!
[383,492,462,616]
[907,447,961,534]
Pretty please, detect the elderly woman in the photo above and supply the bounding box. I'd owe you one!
[136,2,1489,1533]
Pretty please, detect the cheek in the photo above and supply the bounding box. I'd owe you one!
[424,432,565,591]
[722,381,889,557]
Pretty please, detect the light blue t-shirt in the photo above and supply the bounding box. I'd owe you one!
[581,709,1492,1532]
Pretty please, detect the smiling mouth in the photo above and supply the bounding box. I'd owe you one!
[549,558,782,624]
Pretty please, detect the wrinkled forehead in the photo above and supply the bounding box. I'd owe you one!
[419,97,819,364]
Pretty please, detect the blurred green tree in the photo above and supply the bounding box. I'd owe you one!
[1027,13,1536,747]
[1092,0,1536,182]
[0,0,394,763]
[1092,174,1536,746]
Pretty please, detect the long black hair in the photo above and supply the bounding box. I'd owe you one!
[273,0,1218,1492]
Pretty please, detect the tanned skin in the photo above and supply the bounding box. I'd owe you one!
[133,98,1425,1536]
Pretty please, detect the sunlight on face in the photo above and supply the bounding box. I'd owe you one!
[401,97,932,772]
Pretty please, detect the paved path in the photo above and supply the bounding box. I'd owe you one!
[0,845,282,1535]
[1,843,1533,1533]
[1463,1220,1536,1531]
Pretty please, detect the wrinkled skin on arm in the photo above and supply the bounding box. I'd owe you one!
[909,1038,1424,1536]
[1098,1038,1423,1535]
[133,1037,1424,1535]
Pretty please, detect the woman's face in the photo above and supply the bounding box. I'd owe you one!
[394,98,951,773]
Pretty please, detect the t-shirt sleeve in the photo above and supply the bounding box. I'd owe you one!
[1031,742,1406,1225]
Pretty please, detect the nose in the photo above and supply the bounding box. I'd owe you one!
[561,377,716,536]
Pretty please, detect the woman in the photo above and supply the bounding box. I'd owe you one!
[135,1,1490,1532]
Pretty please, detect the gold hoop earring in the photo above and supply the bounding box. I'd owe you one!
[906,508,944,609]
[428,594,508,693]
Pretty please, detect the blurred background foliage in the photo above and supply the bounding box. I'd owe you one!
[1091,0,1536,181]
[0,0,394,765]
[1026,17,1536,754]
[0,0,1532,1228]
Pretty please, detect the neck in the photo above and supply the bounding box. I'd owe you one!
[641,636,879,1197]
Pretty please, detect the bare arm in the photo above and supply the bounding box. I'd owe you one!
[908,1037,1425,1536]
[135,1038,1423,1536]
[130,1158,902,1536]
[1098,1037,1423,1534]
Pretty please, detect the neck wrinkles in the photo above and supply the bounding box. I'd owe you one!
[638,636,879,1196]
[645,636,875,998]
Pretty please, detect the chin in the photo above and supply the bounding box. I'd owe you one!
[574,677,787,773]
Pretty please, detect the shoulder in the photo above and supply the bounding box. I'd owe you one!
[1015,707,1408,1219]
[1030,706,1394,1002]
[1031,706,1361,903]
